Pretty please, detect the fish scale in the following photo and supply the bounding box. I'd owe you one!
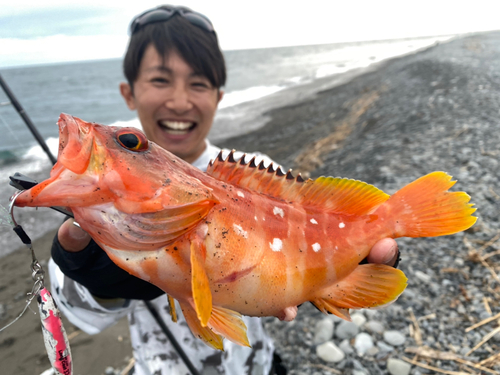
[15,113,477,350]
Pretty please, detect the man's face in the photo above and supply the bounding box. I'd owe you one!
[120,45,223,163]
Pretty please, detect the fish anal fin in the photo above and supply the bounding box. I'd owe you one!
[314,264,407,317]
[180,302,224,350]
[209,306,250,347]
[190,241,212,327]
[207,153,389,215]
[311,299,352,321]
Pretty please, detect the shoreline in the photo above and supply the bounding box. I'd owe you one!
[210,34,459,144]
[2,30,500,374]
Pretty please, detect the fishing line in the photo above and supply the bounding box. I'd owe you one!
[3,191,73,375]
[0,203,15,227]
[0,110,26,150]
[0,196,41,333]
[0,279,41,332]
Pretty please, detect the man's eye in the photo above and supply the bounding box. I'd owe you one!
[192,82,210,88]
[151,77,169,84]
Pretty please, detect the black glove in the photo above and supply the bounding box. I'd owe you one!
[51,234,164,300]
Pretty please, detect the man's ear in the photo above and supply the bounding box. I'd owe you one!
[217,90,224,106]
[120,82,136,110]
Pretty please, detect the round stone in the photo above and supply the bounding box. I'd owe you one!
[339,339,354,355]
[377,340,395,352]
[365,320,385,334]
[316,341,345,363]
[336,320,360,339]
[387,358,411,375]
[354,332,374,355]
[351,312,367,327]
[383,330,406,346]
[313,318,334,345]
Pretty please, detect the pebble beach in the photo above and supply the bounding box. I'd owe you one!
[2,31,500,374]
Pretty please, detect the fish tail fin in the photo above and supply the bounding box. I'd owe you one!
[381,171,476,237]
[313,264,407,319]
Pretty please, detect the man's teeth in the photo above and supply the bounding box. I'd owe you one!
[160,121,194,132]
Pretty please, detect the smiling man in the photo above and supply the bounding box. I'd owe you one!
[120,45,222,163]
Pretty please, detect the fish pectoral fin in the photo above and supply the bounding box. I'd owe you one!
[209,305,250,348]
[190,241,212,327]
[180,301,224,351]
[313,264,407,320]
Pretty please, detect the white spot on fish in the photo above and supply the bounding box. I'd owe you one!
[237,191,245,198]
[312,243,321,252]
[270,238,283,252]
[233,224,248,238]
[339,222,345,228]
[254,216,258,221]
[273,207,284,218]
[196,223,209,238]
[310,218,318,225]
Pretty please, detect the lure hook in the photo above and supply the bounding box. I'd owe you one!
[8,189,22,227]
[9,190,39,265]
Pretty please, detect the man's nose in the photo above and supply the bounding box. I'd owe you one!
[165,85,193,113]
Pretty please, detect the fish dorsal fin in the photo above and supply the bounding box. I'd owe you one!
[207,150,390,215]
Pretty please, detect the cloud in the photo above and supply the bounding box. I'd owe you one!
[1,0,499,68]
[0,35,129,68]
[0,5,129,38]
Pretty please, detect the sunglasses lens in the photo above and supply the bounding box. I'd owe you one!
[130,7,214,34]
[181,12,214,32]
[130,9,175,34]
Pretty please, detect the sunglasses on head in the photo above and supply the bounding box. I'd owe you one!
[129,6,215,35]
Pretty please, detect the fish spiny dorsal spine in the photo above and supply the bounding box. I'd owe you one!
[206,152,390,214]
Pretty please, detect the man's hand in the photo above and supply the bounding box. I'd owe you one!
[366,238,399,267]
[57,218,91,252]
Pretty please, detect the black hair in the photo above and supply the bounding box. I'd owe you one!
[123,11,226,90]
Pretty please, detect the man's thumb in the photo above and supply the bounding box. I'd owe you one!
[57,218,91,252]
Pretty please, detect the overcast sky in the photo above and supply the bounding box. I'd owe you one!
[1,0,499,68]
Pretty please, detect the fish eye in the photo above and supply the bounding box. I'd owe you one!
[116,129,149,152]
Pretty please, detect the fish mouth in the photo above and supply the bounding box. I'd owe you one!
[158,120,196,135]
[14,114,109,208]
[57,113,94,174]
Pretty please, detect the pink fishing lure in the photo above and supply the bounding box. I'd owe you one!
[38,288,72,375]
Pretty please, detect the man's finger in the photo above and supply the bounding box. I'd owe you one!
[57,218,91,253]
[366,238,399,267]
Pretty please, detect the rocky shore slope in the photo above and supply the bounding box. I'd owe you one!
[220,31,500,375]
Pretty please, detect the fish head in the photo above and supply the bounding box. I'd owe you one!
[14,113,214,212]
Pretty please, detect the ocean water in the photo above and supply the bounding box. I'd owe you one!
[0,35,455,257]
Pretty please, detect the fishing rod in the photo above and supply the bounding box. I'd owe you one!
[0,73,57,164]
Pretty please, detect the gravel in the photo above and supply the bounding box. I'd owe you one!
[221,31,500,374]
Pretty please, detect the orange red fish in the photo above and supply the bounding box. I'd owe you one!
[15,114,476,350]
